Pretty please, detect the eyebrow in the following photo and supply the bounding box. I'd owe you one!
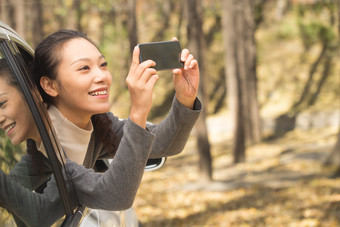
[70,55,106,66]
[0,93,7,98]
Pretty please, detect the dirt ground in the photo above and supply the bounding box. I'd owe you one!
[133,113,340,227]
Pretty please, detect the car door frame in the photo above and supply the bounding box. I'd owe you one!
[0,21,84,226]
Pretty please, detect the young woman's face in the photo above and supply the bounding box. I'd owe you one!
[0,77,38,145]
[52,38,112,126]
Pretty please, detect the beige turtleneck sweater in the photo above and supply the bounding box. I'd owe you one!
[40,105,93,165]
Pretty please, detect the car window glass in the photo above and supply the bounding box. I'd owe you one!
[0,46,67,226]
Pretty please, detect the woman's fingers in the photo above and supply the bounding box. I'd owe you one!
[135,60,157,83]
[172,37,178,42]
[126,57,157,90]
[128,46,141,78]
[189,59,198,69]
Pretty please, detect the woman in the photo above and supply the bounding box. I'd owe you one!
[33,30,200,166]
[0,58,71,226]
[0,53,189,226]
[9,29,201,223]
[30,29,201,196]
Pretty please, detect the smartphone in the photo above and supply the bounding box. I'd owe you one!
[138,41,184,71]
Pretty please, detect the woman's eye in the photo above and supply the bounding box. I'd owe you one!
[0,101,7,108]
[79,66,90,71]
[101,62,108,68]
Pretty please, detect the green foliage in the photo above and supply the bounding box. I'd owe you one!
[299,21,335,49]
[4,0,338,118]
[295,2,337,49]
[276,20,299,40]
[0,130,24,174]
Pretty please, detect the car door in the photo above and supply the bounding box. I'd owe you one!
[0,21,83,226]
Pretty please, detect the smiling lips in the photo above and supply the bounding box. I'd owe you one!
[4,122,16,135]
[88,89,108,96]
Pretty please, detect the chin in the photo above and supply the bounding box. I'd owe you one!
[10,138,20,146]
[92,104,111,114]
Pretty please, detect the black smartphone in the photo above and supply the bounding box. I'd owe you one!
[138,41,184,71]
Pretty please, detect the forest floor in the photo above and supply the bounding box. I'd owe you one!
[134,111,340,227]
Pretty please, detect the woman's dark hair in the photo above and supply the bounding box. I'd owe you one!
[33,30,116,153]
[0,58,19,88]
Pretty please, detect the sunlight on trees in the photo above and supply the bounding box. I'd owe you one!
[0,0,339,225]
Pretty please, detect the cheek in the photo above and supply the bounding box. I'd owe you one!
[107,74,112,85]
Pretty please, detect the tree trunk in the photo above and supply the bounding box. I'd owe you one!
[222,0,260,163]
[74,0,83,32]
[152,0,174,41]
[0,0,8,23]
[275,0,289,20]
[127,0,138,53]
[185,0,212,182]
[244,0,261,145]
[31,0,44,48]
[293,42,328,111]
[324,129,340,168]
[338,0,340,36]
[308,54,332,106]
[14,0,24,38]
[324,0,340,176]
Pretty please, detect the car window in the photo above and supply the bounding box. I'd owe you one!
[0,36,79,226]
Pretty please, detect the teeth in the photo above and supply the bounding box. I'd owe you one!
[6,123,15,134]
[89,90,107,96]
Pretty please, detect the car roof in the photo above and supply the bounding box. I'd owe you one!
[0,20,34,55]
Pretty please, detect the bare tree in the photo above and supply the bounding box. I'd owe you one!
[74,0,83,32]
[31,0,44,48]
[222,0,261,163]
[14,0,24,38]
[126,0,138,53]
[324,0,340,176]
[185,0,212,182]
[0,0,9,24]
[324,129,340,175]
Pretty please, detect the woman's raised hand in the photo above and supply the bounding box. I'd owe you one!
[126,46,159,128]
[172,40,199,109]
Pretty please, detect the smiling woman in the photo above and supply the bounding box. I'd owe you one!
[1,26,201,226]
[40,37,112,131]
[0,59,40,146]
[29,29,202,207]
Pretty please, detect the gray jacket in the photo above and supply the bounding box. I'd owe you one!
[3,97,202,226]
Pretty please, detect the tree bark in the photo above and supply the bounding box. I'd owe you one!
[324,0,340,176]
[127,0,138,53]
[74,0,83,32]
[324,129,340,168]
[293,42,328,111]
[0,0,9,23]
[14,0,24,38]
[244,0,261,145]
[222,0,260,163]
[185,0,212,182]
[338,0,340,36]
[31,0,44,48]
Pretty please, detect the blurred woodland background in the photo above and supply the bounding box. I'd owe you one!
[0,0,340,226]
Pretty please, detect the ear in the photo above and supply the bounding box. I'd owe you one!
[40,76,59,97]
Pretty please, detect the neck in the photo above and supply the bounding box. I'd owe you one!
[52,105,92,130]
[30,126,42,145]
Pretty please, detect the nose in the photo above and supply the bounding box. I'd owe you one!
[93,67,108,84]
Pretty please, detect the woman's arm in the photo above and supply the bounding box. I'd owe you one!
[0,170,69,227]
[8,148,52,191]
[147,96,201,158]
[0,119,155,225]
[65,118,155,210]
